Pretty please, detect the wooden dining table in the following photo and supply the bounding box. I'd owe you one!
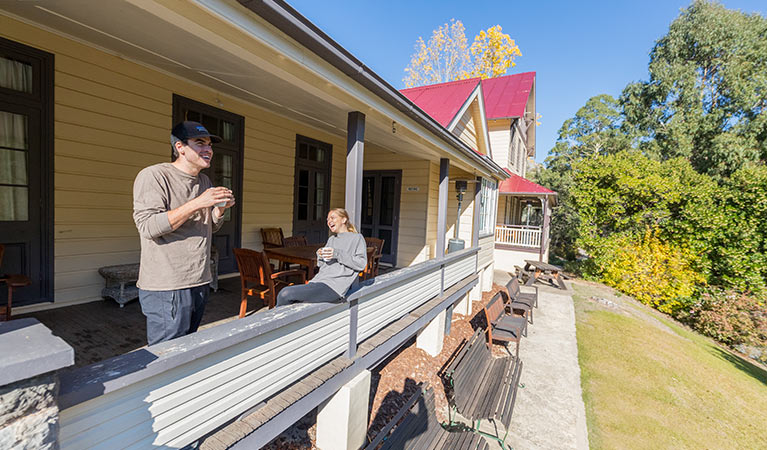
[265,244,324,280]
[265,244,377,281]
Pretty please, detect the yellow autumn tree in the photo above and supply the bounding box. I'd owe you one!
[465,25,522,79]
[403,19,470,88]
[404,22,522,88]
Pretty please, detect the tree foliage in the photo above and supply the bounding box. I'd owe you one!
[530,2,767,353]
[403,21,521,87]
[532,94,630,259]
[621,0,767,177]
[465,25,522,79]
[403,19,470,88]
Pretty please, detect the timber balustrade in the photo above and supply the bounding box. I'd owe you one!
[495,224,542,248]
[53,246,479,449]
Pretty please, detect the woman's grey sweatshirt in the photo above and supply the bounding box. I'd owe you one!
[310,232,367,296]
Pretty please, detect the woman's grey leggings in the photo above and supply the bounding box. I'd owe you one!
[276,282,342,307]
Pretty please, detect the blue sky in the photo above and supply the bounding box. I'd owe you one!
[286,0,766,164]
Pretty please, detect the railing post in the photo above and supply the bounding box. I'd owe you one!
[346,298,359,359]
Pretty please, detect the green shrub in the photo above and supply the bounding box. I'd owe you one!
[677,289,767,347]
[589,230,704,313]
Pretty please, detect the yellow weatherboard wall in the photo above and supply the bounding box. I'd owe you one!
[2,16,349,307]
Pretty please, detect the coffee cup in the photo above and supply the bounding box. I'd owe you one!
[215,200,228,208]
[319,247,333,261]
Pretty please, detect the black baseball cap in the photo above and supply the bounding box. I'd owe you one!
[171,121,222,143]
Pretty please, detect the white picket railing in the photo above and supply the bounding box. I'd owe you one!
[495,224,542,248]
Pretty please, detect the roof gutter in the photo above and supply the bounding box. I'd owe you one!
[236,0,508,179]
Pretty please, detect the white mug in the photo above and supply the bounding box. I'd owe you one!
[319,247,333,261]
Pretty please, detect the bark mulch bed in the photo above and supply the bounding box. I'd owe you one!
[264,284,508,449]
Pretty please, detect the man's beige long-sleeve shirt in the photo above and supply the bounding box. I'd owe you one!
[133,163,223,291]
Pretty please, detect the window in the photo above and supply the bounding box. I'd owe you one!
[478,177,497,236]
[508,138,517,170]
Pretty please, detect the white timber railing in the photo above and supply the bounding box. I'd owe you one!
[495,224,542,248]
[55,247,480,449]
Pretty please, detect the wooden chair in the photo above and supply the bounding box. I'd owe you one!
[233,248,305,317]
[281,235,309,273]
[360,246,377,281]
[364,237,385,277]
[260,227,285,249]
[0,244,32,321]
[282,235,307,247]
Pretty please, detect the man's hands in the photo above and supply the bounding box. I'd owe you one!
[200,187,235,221]
[167,186,234,230]
[197,187,234,209]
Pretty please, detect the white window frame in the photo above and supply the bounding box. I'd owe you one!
[478,177,498,237]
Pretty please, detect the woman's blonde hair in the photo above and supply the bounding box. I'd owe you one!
[329,208,357,233]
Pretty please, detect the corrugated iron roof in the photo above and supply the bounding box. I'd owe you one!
[400,78,481,128]
[499,169,555,195]
[481,72,535,119]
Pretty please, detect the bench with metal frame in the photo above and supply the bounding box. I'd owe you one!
[442,327,523,448]
[365,383,487,450]
[501,277,539,324]
[483,292,527,358]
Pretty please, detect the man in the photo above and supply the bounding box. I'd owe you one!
[133,121,235,345]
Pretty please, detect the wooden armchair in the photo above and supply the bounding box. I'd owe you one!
[282,235,307,247]
[0,244,32,321]
[360,246,377,281]
[364,237,385,277]
[281,235,309,273]
[260,227,285,249]
[233,248,305,317]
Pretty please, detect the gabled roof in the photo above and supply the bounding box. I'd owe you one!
[481,72,535,119]
[400,78,482,128]
[499,169,556,195]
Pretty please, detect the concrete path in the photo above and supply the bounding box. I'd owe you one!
[495,270,589,450]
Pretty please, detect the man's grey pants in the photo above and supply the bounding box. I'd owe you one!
[139,285,209,346]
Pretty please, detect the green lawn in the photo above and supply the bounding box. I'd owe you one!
[573,282,767,449]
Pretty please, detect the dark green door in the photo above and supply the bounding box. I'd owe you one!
[0,38,54,305]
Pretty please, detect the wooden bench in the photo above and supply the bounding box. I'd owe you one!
[442,328,523,447]
[502,277,539,324]
[483,292,527,358]
[365,383,487,450]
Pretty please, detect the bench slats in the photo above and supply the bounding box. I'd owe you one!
[499,360,523,428]
[444,324,523,442]
[372,385,483,450]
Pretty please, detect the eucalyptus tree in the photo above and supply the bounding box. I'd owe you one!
[622,0,767,177]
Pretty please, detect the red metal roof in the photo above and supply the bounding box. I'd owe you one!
[481,72,535,119]
[499,169,555,195]
[400,78,481,128]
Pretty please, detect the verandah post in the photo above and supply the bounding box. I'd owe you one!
[468,176,483,302]
[418,158,450,354]
[345,111,365,227]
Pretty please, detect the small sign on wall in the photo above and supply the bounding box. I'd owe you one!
[406,186,420,192]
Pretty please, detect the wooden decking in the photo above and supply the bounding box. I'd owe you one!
[18,269,400,369]
[17,277,261,368]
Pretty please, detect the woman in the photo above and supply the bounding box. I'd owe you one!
[276,208,367,306]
